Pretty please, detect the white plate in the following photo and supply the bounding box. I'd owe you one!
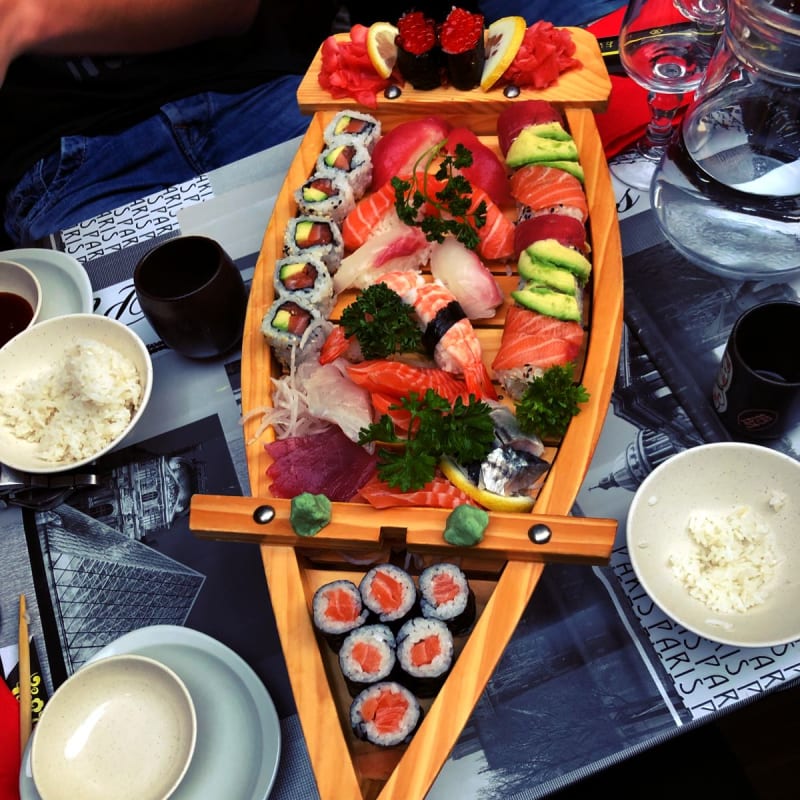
[21,626,281,800]
[31,654,196,800]
[0,248,92,320]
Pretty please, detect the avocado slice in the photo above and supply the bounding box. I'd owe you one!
[512,285,582,322]
[303,185,330,202]
[524,239,592,282]
[294,220,314,246]
[537,160,585,182]
[506,127,579,169]
[517,253,579,295]
[525,121,573,141]
[271,308,292,331]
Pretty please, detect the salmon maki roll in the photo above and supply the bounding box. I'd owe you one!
[350,681,422,747]
[338,624,397,696]
[312,579,370,652]
[396,617,455,697]
[359,563,418,629]
[418,562,476,635]
[510,164,588,223]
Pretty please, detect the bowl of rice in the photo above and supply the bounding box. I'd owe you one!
[627,442,800,648]
[0,313,153,473]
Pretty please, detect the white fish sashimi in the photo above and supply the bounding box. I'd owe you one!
[429,236,504,319]
[303,359,373,442]
[333,219,432,294]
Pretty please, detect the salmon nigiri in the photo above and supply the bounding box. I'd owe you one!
[510,164,588,223]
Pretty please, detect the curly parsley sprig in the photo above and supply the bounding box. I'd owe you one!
[515,363,590,440]
[392,142,487,252]
[358,389,494,492]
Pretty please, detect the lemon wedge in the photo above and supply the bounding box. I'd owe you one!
[480,15,527,92]
[366,21,399,79]
[440,456,535,513]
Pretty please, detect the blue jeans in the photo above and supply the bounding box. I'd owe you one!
[3,74,308,246]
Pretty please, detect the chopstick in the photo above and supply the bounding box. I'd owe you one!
[18,594,32,753]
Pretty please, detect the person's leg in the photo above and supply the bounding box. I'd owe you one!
[3,75,308,246]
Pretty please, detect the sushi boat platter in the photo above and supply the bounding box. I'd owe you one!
[189,22,622,800]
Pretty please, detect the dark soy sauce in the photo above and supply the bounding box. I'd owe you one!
[0,292,34,347]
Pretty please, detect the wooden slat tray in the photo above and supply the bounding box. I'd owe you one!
[189,42,623,799]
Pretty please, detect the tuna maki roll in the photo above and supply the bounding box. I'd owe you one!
[440,7,486,90]
[312,579,370,652]
[261,294,332,368]
[395,617,454,698]
[316,140,372,200]
[396,11,442,91]
[283,214,344,274]
[273,255,335,318]
[350,681,422,747]
[359,563,417,629]
[323,110,382,154]
[418,562,476,635]
[338,624,397,696]
[294,172,355,224]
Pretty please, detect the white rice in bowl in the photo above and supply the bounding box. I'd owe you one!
[0,338,143,463]
[669,504,781,615]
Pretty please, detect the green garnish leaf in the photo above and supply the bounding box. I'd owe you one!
[358,389,495,492]
[339,283,423,360]
[515,363,590,440]
[392,142,487,251]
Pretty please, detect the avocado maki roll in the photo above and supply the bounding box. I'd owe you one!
[395,617,454,697]
[294,172,355,224]
[323,110,381,154]
[338,623,397,696]
[273,255,335,317]
[283,214,344,274]
[261,294,332,368]
[350,681,422,747]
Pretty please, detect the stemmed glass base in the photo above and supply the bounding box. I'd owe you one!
[610,91,687,192]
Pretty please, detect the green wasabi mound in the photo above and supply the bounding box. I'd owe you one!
[444,504,490,547]
[290,492,332,537]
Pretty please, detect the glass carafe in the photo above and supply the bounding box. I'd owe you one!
[651,0,800,280]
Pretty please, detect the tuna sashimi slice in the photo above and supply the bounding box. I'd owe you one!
[513,214,587,259]
[266,426,377,501]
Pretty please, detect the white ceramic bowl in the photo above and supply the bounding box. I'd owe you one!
[31,654,197,800]
[627,442,800,647]
[0,259,42,346]
[0,313,153,473]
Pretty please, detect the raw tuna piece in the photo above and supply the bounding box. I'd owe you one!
[266,426,377,500]
[443,126,513,209]
[497,100,564,156]
[370,116,451,191]
[513,214,587,259]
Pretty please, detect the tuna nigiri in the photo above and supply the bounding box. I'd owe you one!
[510,164,588,223]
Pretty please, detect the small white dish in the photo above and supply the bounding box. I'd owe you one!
[30,654,196,800]
[0,313,153,473]
[0,259,42,346]
[627,442,800,647]
[0,248,92,320]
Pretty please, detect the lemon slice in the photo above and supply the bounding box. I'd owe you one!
[366,21,399,79]
[440,456,535,513]
[480,16,527,92]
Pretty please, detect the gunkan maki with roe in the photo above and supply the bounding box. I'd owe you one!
[396,11,442,90]
[440,7,485,90]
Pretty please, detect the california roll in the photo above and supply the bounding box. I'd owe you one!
[323,110,381,154]
[273,255,336,318]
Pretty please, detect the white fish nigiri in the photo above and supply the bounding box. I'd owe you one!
[429,236,504,319]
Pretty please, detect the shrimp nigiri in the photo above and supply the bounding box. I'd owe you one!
[379,270,498,400]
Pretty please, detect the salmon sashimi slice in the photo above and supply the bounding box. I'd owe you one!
[351,641,383,673]
[410,635,442,667]
[357,475,478,509]
[491,305,585,373]
[346,360,473,404]
[510,164,588,222]
[341,180,398,252]
[370,569,405,612]
[361,689,411,735]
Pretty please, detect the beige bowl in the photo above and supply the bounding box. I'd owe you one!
[627,442,800,647]
[0,313,153,473]
[0,259,42,347]
[31,654,197,800]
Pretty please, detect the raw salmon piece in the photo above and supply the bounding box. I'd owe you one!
[370,570,404,612]
[346,360,472,404]
[361,689,411,735]
[431,573,460,604]
[357,475,477,509]
[326,587,362,623]
[410,635,441,666]
[342,180,398,251]
[510,164,588,222]
[351,641,383,673]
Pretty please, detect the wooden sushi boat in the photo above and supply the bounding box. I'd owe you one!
[190,24,623,800]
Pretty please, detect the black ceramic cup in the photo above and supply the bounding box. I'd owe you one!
[134,235,248,359]
[712,301,800,439]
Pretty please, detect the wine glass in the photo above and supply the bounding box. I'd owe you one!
[610,0,726,191]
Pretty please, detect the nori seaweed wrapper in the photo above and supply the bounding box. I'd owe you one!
[396,10,442,90]
[440,7,486,90]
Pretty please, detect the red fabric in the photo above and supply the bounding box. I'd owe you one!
[0,680,21,800]
[587,6,654,159]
